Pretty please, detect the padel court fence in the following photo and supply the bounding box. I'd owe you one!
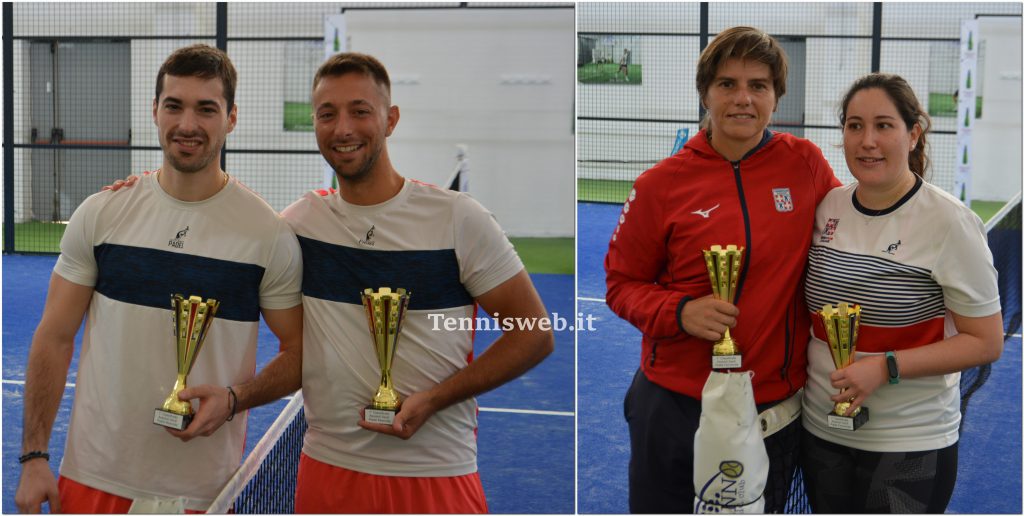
[1,2,572,254]
[578,2,1022,204]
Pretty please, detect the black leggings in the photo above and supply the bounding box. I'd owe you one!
[624,369,801,514]
[800,431,958,513]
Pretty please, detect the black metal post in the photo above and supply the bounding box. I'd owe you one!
[217,2,228,171]
[871,2,882,72]
[4,2,15,253]
[699,2,709,121]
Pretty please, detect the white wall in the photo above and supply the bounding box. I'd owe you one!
[971,17,1023,202]
[7,4,575,237]
[578,2,1022,201]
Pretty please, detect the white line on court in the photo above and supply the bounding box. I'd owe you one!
[578,297,605,303]
[479,407,574,417]
[2,380,574,416]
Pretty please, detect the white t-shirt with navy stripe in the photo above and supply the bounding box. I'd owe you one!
[802,179,1000,452]
[54,173,302,510]
[282,179,523,476]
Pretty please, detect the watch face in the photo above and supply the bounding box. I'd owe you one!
[887,353,899,379]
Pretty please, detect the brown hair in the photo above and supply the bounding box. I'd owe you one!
[312,52,391,103]
[155,44,237,109]
[840,73,931,178]
[696,26,788,126]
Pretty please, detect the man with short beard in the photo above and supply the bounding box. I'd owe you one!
[15,44,304,513]
[283,52,555,513]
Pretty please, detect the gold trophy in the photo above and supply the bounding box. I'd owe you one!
[702,245,744,370]
[816,302,869,431]
[154,294,220,430]
[361,287,411,425]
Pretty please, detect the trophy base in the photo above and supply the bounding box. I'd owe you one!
[826,406,869,431]
[711,353,742,370]
[153,408,192,431]
[365,406,398,425]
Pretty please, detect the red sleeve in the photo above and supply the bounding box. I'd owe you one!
[604,168,687,340]
[806,142,842,205]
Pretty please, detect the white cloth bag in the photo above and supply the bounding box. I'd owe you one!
[693,371,769,513]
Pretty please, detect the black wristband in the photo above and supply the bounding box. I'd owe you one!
[226,386,238,422]
[18,451,49,464]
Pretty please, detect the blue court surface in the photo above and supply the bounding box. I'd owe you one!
[2,255,574,514]
[577,201,1022,514]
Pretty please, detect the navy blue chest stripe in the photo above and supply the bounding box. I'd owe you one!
[93,243,265,322]
[298,236,473,310]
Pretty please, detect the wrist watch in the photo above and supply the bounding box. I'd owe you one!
[885,351,900,384]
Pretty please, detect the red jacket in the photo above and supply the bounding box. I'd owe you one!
[605,129,840,403]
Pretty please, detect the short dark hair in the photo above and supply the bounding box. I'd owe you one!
[155,44,237,109]
[840,73,932,178]
[312,52,391,102]
[696,26,788,105]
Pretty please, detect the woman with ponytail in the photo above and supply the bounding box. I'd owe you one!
[800,73,1004,513]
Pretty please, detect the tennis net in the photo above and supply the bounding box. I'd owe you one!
[960,192,1022,423]
[206,393,307,513]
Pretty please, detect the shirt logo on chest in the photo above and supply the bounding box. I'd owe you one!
[359,225,376,247]
[883,240,902,255]
[691,204,720,219]
[168,226,189,249]
[772,188,794,212]
[820,218,840,243]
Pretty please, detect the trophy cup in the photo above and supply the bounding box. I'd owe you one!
[702,245,744,370]
[154,294,219,430]
[361,287,411,425]
[816,302,869,431]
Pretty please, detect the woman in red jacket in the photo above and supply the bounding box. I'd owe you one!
[605,26,840,513]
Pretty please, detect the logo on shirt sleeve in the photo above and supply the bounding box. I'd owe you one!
[772,188,794,212]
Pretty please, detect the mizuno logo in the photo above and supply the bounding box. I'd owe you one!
[692,204,720,219]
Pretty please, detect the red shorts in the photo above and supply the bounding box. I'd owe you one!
[57,476,204,514]
[294,453,488,513]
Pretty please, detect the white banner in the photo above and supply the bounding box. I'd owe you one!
[955,19,979,207]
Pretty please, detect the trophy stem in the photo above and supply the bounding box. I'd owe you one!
[161,374,192,415]
[712,328,739,356]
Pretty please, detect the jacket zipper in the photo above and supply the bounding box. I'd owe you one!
[730,161,752,303]
[648,342,658,367]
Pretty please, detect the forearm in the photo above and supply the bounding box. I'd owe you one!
[605,275,688,339]
[233,304,304,412]
[894,333,1001,380]
[425,327,554,413]
[893,311,1003,380]
[232,345,301,412]
[22,335,75,452]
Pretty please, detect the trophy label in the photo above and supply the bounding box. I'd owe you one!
[711,354,742,370]
[826,414,855,431]
[826,407,868,431]
[365,407,397,426]
[153,409,190,431]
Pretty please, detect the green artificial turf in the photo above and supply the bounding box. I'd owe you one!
[510,237,575,275]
